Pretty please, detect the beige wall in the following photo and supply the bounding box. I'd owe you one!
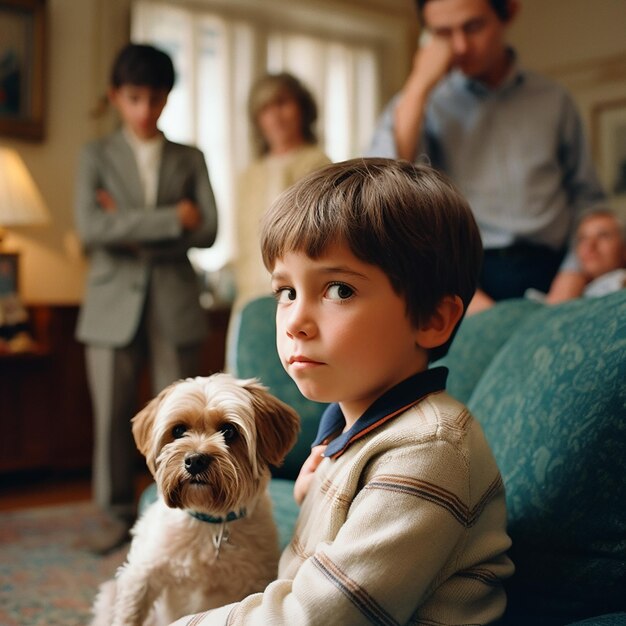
[3,0,626,304]
[509,0,626,123]
[509,0,626,215]
[2,0,131,304]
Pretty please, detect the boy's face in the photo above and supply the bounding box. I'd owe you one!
[271,243,428,425]
[575,214,626,280]
[109,84,168,140]
[423,0,513,86]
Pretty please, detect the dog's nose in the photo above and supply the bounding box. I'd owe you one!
[184,453,212,476]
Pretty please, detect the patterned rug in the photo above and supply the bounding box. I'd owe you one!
[0,502,128,626]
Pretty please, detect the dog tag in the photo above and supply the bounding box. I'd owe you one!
[212,522,230,561]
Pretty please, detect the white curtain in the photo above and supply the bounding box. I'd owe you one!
[132,0,382,271]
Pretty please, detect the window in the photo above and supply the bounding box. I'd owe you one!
[132,0,409,271]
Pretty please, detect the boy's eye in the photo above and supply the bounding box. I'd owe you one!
[275,287,296,303]
[172,424,187,439]
[219,423,238,444]
[326,283,354,300]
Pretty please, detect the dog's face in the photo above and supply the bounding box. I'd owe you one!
[131,374,300,514]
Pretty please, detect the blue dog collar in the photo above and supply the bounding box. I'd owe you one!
[188,509,247,524]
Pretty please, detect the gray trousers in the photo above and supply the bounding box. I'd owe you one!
[86,305,201,521]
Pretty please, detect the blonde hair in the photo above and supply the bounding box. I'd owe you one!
[576,207,626,242]
[248,73,318,156]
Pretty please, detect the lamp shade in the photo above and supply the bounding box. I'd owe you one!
[0,147,50,226]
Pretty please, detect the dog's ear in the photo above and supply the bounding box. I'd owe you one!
[243,380,300,467]
[132,383,176,474]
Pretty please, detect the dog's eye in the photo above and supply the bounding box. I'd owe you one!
[219,423,238,444]
[172,424,187,439]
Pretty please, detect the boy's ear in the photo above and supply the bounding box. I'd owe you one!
[415,295,464,349]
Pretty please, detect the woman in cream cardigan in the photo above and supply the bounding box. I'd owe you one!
[231,73,331,314]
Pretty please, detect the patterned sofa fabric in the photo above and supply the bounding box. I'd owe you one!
[434,298,542,404]
[465,290,626,624]
[141,292,626,622]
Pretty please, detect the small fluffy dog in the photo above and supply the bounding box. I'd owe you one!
[91,373,300,626]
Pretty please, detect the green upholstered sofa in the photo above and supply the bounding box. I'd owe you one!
[231,290,626,626]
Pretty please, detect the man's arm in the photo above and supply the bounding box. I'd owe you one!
[393,36,453,162]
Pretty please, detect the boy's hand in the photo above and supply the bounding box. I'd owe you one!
[96,189,117,213]
[176,199,202,231]
[294,444,327,505]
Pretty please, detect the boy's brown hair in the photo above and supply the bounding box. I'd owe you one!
[260,158,483,361]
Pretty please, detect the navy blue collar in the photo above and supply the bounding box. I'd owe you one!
[312,367,448,459]
[187,508,247,524]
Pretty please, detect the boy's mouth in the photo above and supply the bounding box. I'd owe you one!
[289,355,324,366]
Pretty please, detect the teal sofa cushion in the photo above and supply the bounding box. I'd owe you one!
[435,299,542,403]
[567,614,626,626]
[232,296,327,481]
[468,290,626,623]
[267,478,299,550]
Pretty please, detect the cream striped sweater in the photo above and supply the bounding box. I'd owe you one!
[175,390,514,626]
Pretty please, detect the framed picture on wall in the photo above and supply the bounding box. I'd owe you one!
[0,252,18,297]
[592,98,626,209]
[0,0,46,141]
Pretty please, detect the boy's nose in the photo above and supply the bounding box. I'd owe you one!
[284,301,316,339]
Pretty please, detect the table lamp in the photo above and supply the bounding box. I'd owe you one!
[0,147,50,351]
[0,147,50,293]
[0,147,50,240]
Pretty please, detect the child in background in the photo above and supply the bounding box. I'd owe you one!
[575,208,626,297]
[173,158,513,625]
[74,43,218,553]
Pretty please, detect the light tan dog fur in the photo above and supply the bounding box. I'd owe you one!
[91,373,300,626]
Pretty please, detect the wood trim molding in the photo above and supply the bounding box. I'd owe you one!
[544,53,626,91]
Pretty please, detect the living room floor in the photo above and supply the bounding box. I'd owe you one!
[0,469,152,511]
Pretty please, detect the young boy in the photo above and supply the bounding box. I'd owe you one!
[75,43,218,553]
[173,158,513,625]
[575,208,626,297]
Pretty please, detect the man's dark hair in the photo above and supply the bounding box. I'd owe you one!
[415,0,511,21]
[110,43,175,92]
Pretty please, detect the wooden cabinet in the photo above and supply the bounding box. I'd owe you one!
[0,305,230,474]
